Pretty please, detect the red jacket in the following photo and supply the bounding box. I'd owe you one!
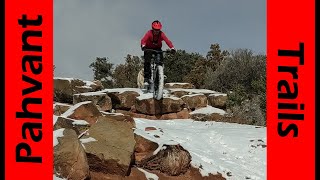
[141,30,174,49]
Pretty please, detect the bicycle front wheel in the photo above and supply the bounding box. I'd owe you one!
[153,65,164,100]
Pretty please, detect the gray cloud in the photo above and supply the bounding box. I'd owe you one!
[54,0,265,80]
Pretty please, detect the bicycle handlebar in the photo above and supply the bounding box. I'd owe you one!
[143,48,173,53]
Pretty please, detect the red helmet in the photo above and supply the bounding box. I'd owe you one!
[152,20,162,30]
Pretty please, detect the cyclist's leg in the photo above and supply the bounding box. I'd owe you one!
[144,50,152,84]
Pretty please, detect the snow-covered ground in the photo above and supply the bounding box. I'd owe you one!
[134,118,266,180]
[53,111,266,180]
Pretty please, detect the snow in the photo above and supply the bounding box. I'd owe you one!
[137,92,181,101]
[53,128,65,147]
[74,91,106,96]
[54,77,74,82]
[136,93,154,100]
[53,115,59,125]
[190,105,226,115]
[181,93,205,98]
[53,174,66,180]
[72,120,89,125]
[80,137,97,144]
[61,101,92,117]
[99,88,143,94]
[53,102,72,108]
[162,94,181,100]
[166,82,190,85]
[84,80,95,86]
[209,93,228,97]
[53,115,89,126]
[168,88,218,94]
[101,111,124,116]
[134,118,266,180]
[137,167,159,180]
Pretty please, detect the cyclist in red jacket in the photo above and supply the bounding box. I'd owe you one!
[141,20,176,87]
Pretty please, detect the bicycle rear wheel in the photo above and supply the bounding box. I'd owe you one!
[153,65,164,100]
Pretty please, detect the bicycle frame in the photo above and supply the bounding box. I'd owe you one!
[143,49,171,99]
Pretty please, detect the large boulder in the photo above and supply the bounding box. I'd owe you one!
[181,94,208,110]
[54,128,90,180]
[135,96,186,115]
[208,93,228,109]
[81,116,136,176]
[61,101,103,125]
[73,92,112,112]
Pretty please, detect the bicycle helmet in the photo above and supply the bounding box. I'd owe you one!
[152,20,162,30]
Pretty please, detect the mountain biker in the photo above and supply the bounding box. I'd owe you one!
[141,20,176,88]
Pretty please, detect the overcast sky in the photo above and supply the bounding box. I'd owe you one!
[54,0,266,80]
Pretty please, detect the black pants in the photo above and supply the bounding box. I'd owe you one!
[144,49,163,82]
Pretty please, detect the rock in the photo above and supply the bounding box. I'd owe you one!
[54,77,95,103]
[61,101,103,125]
[107,91,140,110]
[53,102,71,116]
[190,106,226,122]
[137,144,192,176]
[208,94,228,109]
[170,91,190,98]
[100,111,136,129]
[81,116,135,176]
[90,80,104,91]
[134,134,159,163]
[54,129,90,180]
[181,94,208,110]
[135,96,186,115]
[73,92,112,112]
[54,116,90,135]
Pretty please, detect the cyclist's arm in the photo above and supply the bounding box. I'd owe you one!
[161,32,174,49]
[141,31,151,47]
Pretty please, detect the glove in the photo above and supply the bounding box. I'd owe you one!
[141,45,146,51]
[170,48,176,54]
